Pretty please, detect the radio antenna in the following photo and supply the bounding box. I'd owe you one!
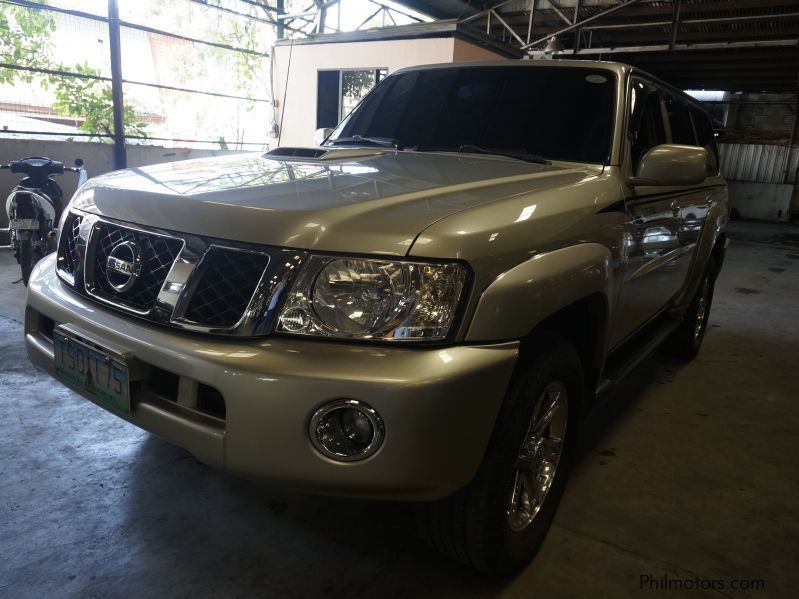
[277,37,294,148]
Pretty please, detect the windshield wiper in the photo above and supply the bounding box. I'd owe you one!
[457,145,550,165]
[328,136,404,150]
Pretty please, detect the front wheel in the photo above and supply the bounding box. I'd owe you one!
[415,335,582,574]
[19,238,34,286]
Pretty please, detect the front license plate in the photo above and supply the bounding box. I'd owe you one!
[53,331,130,413]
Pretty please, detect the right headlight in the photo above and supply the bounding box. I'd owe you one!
[275,255,467,342]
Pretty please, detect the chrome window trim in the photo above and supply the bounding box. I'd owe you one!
[55,209,307,337]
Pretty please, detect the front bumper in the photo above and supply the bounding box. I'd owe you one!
[25,256,519,500]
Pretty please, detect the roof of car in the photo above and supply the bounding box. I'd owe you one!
[390,59,709,114]
[392,59,631,77]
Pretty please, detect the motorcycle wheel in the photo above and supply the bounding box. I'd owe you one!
[20,239,34,286]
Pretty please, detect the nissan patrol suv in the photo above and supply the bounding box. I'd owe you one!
[25,60,728,574]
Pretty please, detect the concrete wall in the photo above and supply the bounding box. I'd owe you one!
[728,181,793,222]
[718,93,799,221]
[0,138,238,232]
[272,37,506,147]
[727,93,795,137]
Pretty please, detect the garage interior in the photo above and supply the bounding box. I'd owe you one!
[1,1,798,597]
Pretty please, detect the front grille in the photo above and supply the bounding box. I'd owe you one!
[89,222,183,312]
[57,213,83,277]
[183,248,269,327]
[56,211,301,336]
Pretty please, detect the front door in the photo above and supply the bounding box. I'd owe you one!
[612,79,694,346]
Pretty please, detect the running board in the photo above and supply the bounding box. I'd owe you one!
[596,320,680,399]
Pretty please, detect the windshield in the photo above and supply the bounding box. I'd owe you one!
[326,66,617,164]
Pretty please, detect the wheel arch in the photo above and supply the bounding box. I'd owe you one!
[466,242,613,343]
[465,243,613,410]
[673,205,728,310]
[518,293,609,414]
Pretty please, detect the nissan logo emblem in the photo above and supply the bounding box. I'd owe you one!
[106,241,142,292]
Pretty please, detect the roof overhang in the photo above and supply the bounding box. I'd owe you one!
[274,20,522,58]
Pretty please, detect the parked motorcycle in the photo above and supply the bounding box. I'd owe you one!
[1,156,87,285]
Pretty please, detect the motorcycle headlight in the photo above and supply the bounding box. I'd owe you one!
[276,256,467,342]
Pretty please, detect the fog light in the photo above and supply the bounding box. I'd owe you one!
[309,400,384,461]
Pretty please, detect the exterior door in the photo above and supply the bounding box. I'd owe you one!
[665,93,712,264]
[612,79,694,346]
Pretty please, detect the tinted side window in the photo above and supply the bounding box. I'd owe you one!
[665,95,696,145]
[691,108,720,175]
[629,81,666,172]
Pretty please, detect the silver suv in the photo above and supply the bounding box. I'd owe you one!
[25,60,728,574]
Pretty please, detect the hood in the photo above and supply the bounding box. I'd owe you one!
[73,150,592,256]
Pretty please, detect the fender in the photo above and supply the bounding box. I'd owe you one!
[466,243,613,342]
[672,198,729,311]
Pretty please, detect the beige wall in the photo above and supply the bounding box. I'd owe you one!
[273,37,507,147]
[0,139,237,231]
[452,38,506,62]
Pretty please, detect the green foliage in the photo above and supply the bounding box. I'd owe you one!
[207,12,264,107]
[201,5,270,147]
[0,2,56,84]
[45,63,149,141]
[342,71,376,99]
[1,3,148,141]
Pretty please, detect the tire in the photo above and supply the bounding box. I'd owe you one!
[663,257,718,361]
[19,238,34,286]
[415,334,582,574]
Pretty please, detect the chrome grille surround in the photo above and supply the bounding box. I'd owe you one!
[55,210,307,336]
[55,212,83,284]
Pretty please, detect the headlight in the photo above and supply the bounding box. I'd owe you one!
[276,255,467,341]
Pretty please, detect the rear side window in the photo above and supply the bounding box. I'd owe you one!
[665,95,696,145]
[691,108,720,175]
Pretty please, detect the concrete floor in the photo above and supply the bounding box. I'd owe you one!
[1,221,798,598]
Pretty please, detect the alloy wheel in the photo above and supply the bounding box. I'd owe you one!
[506,381,568,533]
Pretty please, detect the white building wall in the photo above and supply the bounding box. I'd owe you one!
[272,37,506,147]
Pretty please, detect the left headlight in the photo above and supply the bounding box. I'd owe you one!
[276,255,467,342]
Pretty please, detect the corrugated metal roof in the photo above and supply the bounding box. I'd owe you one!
[394,0,799,92]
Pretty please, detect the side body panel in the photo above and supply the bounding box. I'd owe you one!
[612,186,698,345]
[466,243,613,342]
[407,167,626,347]
[611,70,728,346]
[671,182,729,309]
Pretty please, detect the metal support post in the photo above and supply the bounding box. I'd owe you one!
[108,0,127,170]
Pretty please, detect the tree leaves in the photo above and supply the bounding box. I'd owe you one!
[1,3,148,142]
[0,4,55,84]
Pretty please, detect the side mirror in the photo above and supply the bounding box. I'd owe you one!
[313,127,333,146]
[630,144,708,187]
